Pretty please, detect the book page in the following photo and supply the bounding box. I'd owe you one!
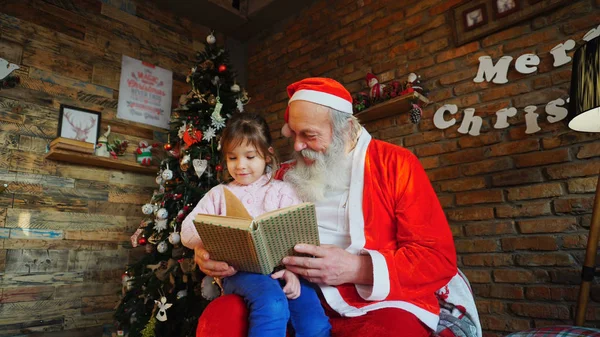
[194,213,252,230]
[255,202,313,221]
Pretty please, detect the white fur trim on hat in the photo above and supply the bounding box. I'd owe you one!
[289,89,353,114]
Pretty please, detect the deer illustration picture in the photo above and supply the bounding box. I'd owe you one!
[64,111,96,141]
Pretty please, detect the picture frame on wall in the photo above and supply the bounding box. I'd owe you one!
[463,4,488,31]
[450,0,571,46]
[493,0,520,18]
[57,104,101,145]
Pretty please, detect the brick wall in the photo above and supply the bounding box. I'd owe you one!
[0,1,211,335]
[247,0,600,335]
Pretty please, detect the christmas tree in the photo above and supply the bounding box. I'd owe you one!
[114,31,249,337]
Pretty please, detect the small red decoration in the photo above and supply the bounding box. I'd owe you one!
[138,234,148,246]
[177,213,186,222]
[183,128,203,147]
[173,193,183,200]
[164,143,172,151]
[183,205,191,212]
[218,64,227,73]
[215,164,223,171]
[205,155,211,160]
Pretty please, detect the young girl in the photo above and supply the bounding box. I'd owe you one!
[181,113,331,337]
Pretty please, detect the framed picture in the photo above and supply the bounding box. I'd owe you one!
[494,0,520,18]
[463,4,488,31]
[450,0,571,46]
[57,105,101,145]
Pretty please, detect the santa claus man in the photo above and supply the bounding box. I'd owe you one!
[190,78,481,337]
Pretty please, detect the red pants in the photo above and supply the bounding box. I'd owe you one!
[197,294,431,337]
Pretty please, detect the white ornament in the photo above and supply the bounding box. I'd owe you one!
[156,208,169,220]
[155,296,173,322]
[154,219,168,232]
[203,127,216,141]
[211,111,226,130]
[122,274,134,291]
[157,241,168,254]
[178,121,187,139]
[177,289,188,299]
[211,76,220,86]
[206,33,216,44]
[231,83,240,92]
[162,169,173,181]
[155,175,164,185]
[0,57,19,80]
[193,159,208,177]
[236,98,244,112]
[142,203,154,215]
[169,232,181,245]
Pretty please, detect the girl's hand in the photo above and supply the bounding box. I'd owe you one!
[271,269,301,299]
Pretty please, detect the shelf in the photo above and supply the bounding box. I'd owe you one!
[354,91,430,123]
[45,149,158,175]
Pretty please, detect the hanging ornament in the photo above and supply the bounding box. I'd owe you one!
[183,128,203,147]
[122,272,134,291]
[201,275,222,300]
[156,208,169,220]
[164,143,172,151]
[142,203,154,215]
[180,154,191,171]
[155,175,164,186]
[206,32,216,45]
[176,289,188,300]
[162,167,173,181]
[178,121,187,139]
[138,233,148,246]
[211,76,220,86]
[207,94,217,106]
[236,98,244,112]
[154,219,168,232]
[231,82,240,92]
[157,241,169,254]
[409,104,422,124]
[130,227,143,247]
[169,232,181,245]
[202,127,216,141]
[215,164,223,172]
[218,64,226,73]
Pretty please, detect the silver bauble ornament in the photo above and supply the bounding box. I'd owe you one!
[142,203,154,215]
[169,232,181,245]
[206,33,216,44]
[157,241,168,254]
[162,169,173,181]
[156,208,169,220]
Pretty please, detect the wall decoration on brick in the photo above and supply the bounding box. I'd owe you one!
[450,0,571,46]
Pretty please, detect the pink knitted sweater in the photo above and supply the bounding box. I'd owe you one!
[181,174,302,249]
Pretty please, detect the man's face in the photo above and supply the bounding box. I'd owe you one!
[287,100,333,165]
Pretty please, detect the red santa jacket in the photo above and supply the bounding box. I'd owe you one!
[278,130,472,332]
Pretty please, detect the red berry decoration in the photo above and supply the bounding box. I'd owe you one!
[215,164,223,171]
[164,143,172,151]
[138,235,148,246]
[205,155,211,160]
[218,64,226,73]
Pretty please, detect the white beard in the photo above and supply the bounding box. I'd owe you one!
[284,136,351,202]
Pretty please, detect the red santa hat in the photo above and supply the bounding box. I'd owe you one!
[281,77,353,137]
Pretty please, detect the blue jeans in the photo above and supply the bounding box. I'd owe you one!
[222,271,331,337]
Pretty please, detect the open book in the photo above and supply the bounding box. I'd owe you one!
[194,188,320,275]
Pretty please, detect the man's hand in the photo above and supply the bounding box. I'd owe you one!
[194,243,236,277]
[282,244,373,286]
[271,269,300,299]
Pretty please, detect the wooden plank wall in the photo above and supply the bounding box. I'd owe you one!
[0,0,214,335]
